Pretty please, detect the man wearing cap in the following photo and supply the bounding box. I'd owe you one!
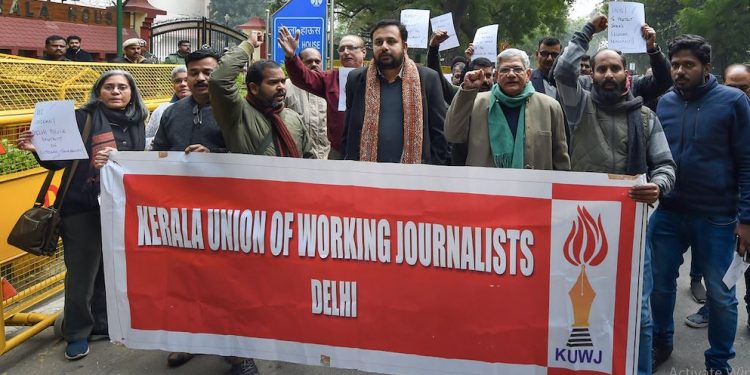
[111,38,149,64]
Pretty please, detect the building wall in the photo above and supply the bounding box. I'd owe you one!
[150,0,209,21]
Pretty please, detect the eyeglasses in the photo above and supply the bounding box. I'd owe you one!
[538,51,560,59]
[102,84,130,92]
[497,67,526,75]
[338,45,362,53]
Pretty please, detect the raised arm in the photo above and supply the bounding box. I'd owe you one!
[554,14,605,131]
[279,26,329,98]
[209,31,262,134]
[631,24,673,102]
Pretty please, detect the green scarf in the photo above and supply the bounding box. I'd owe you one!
[488,82,535,168]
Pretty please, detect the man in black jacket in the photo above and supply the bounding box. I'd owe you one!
[65,35,94,62]
[343,19,448,164]
[152,49,226,153]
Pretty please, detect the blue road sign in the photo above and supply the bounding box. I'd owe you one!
[272,0,327,69]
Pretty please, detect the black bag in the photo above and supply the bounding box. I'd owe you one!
[7,115,92,256]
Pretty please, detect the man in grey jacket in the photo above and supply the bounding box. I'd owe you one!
[553,13,676,375]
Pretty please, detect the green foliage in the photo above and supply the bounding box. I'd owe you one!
[334,0,573,61]
[677,0,750,75]
[208,0,268,29]
[0,139,39,175]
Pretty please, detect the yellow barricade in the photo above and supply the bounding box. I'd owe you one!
[0,59,175,355]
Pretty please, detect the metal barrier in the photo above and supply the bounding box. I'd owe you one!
[0,59,175,355]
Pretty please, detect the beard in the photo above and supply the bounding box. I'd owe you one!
[375,53,404,70]
[592,78,626,104]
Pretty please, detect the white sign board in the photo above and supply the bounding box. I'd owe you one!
[400,9,430,49]
[430,12,460,51]
[338,67,355,111]
[30,100,88,161]
[608,2,647,53]
[472,24,499,61]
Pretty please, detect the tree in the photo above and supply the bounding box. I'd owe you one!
[334,0,573,59]
[208,0,268,29]
[678,0,750,75]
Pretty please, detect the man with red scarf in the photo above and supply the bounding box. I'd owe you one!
[209,31,313,158]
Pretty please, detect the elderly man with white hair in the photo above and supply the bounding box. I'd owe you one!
[444,48,570,170]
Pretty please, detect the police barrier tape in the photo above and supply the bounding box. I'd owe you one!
[100,152,647,375]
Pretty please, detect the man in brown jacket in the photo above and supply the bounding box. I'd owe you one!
[444,48,569,170]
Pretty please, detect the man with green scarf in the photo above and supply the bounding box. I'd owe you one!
[444,48,570,170]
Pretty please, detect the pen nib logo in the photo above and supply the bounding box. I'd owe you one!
[563,206,608,347]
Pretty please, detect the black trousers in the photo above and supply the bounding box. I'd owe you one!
[61,210,108,342]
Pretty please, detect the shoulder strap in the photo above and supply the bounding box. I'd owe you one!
[54,114,93,210]
[33,170,56,207]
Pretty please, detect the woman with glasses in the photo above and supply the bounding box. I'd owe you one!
[17,69,148,361]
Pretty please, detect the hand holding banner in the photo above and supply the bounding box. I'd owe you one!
[101,152,646,375]
[400,9,431,49]
[472,24,499,61]
[430,13,460,51]
[608,2,647,53]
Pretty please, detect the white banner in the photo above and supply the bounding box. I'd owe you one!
[100,152,646,375]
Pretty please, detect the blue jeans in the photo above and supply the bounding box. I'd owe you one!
[649,208,738,373]
[637,238,653,375]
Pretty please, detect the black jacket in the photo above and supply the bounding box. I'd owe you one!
[151,96,227,153]
[66,49,94,62]
[342,65,449,164]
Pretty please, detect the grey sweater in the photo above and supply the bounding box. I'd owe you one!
[553,22,676,194]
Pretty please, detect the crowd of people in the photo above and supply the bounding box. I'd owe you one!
[14,12,750,375]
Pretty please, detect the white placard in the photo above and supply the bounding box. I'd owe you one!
[444,73,453,82]
[608,2,647,53]
[30,100,88,161]
[430,12,460,51]
[723,253,750,288]
[400,9,430,49]
[338,67,355,111]
[472,24,499,61]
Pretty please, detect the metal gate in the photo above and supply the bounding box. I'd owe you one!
[150,17,247,61]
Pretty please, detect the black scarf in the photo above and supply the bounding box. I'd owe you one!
[82,101,145,194]
[591,87,647,175]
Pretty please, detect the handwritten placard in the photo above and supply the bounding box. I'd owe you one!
[338,67,355,111]
[400,9,430,49]
[608,2,647,53]
[30,100,88,161]
[472,24,499,61]
[430,12,460,51]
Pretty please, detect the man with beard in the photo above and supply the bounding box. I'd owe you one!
[553,13,676,375]
[278,28,366,159]
[41,35,68,61]
[650,36,750,374]
[209,30,313,158]
[445,48,569,170]
[65,35,93,62]
[683,62,750,336]
[152,49,226,154]
[164,40,191,64]
[284,47,330,159]
[341,19,448,164]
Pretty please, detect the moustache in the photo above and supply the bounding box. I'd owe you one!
[274,91,286,98]
[193,82,208,88]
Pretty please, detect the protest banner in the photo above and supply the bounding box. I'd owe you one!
[430,12,460,51]
[30,100,88,161]
[608,2,647,54]
[472,24,499,61]
[400,9,430,49]
[100,152,646,375]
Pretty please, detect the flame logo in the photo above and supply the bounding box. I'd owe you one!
[563,206,608,267]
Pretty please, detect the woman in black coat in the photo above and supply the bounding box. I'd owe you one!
[17,69,148,360]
